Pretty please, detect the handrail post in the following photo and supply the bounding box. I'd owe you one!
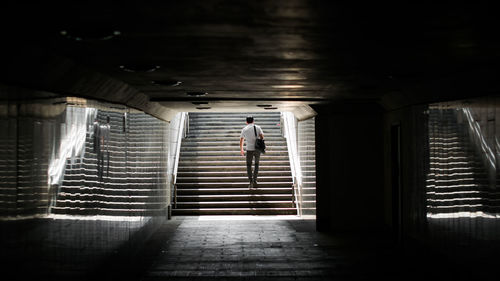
[280,113,285,137]
[174,183,177,209]
[185,112,189,137]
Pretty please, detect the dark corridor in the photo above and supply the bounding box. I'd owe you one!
[2,1,500,280]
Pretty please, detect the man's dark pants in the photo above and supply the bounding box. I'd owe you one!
[246,150,261,182]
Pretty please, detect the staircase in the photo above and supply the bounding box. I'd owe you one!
[51,111,169,216]
[427,108,500,215]
[298,117,316,216]
[173,112,296,215]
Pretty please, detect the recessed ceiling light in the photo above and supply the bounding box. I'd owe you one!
[60,29,121,41]
[119,64,160,73]
[152,80,182,86]
[196,106,211,110]
[192,101,209,105]
[264,107,278,110]
[271,85,304,89]
[186,92,208,97]
[257,104,273,107]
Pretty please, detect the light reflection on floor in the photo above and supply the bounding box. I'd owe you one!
[197,215,303,221]
[47,214,147,221]
[1,214,316,222]
[427,211,500,219]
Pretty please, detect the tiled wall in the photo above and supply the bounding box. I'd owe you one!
[0,99,181,278]
[0,102,68,217]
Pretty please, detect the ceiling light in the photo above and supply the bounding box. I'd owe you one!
[152,80,182,86]
[196,106,211,110]
[60,29,121,41]
[186,92,208,97]
[271,85,304,89]
[257,104,273,107]
[119,64,160,73]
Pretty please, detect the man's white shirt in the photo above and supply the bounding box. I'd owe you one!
[240,124,263,151]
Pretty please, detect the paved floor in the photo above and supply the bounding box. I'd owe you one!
[106,216,477,281]
[2,216,492,281]
[146,216,351,280]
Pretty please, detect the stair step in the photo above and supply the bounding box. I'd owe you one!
[175,201,294,208]
[176,182,292,188]
[177,165,291,172]
[179,155,290,161]
[188,125,281,130]
[176,176,292,183]
[179,150,288,156]
[171,208,297,216]
[178,160,290,166]
[188,118,280,123]
[188,122,280,127]
[176,194,293,202]
[177,163,290,174]
[176,171,292,177]
[189,116,280,121]
[182,138,285,144]
[187,133,283,138]
[181,145,287,151]
[176,187,293,195]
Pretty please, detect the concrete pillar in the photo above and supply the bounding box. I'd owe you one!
[313,102,385,233]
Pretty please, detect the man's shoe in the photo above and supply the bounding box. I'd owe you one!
[252,180,258,187]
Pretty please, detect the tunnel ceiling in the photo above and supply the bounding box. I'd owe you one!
[1,1,499,120]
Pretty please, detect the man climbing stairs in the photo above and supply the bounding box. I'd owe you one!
[173,112,296,215]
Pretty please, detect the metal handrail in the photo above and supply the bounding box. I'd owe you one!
[171,112,189,209]
[281,112,302,216]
